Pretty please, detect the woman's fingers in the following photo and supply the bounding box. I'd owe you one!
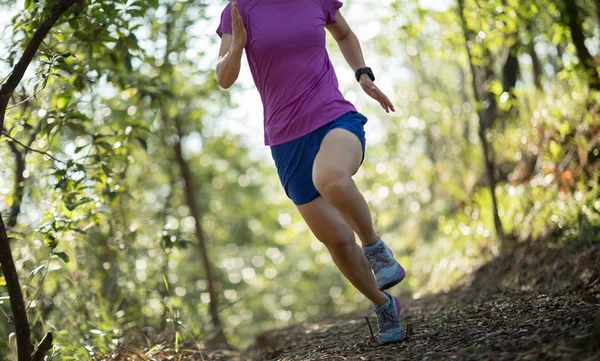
[369,89,387,112]
[231,2,237,23]
[381,93,394,112]
[362,83,393,113]
[232,3,243,29]
[372,86,394,112]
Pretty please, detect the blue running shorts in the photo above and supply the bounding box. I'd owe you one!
[270,111,368,205]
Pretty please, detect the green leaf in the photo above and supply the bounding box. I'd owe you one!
[549,141,561,158]
[163,274,169,293]
[7,233,23,240]
[98,141,113,150]
[45,234,58,249]
[89,329,105,336]
[29,264,46,278]
[69,18,80,30]
[136,137,148,151]
[558,122,571,137]
[0,277,6,286]
[72,228,87,235]
[66,122,86,133]
[489,80,503,96]
[57,96,69,109]
[53,252,70,263]
[24,0,31,10]
[65,203,77,211]
[9,127,18,138]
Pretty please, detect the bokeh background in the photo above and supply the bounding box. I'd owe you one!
[1,0,599,358]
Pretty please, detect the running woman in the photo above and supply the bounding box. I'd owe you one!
[216,0,406,344]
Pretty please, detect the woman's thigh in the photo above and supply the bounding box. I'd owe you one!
[313,128,363,186]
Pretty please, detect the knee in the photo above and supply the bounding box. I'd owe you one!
[323,234,355,254]
[313,168,351,198]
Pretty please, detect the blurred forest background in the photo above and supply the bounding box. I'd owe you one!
[0,0,598,359]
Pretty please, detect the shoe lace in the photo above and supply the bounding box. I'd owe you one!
[365,245,395,273]
[375,301,399,333]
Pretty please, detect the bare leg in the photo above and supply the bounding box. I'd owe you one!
[313,128,379,247]
[297,197,388,306]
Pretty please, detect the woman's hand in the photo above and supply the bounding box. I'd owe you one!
[359,75,395,113]
[231,2,247,52]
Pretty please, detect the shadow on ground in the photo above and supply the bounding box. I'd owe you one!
[110,237,600,361]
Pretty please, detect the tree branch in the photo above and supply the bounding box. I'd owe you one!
[564,0,600,91]
[2,131,65,164]
[7,139,25,228]
[457,0,505,240]
[0,1,81,361]
[0,0,81,132]
[31,333,53,361]
[0,214,32,360]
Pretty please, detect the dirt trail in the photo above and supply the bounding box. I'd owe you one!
[111,240,600,361]
[248,289,598,361]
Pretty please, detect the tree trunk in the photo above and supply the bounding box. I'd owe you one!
[459,65,471,142]
[7,143,25,228]
[6,110,42,228]
[502,42,520,92]
[499,0,519,93]
[564,0,600,90]
[551,44,565,75]
[596,0,600,33]
[525,22,542,89]
[457,0,505,240]
[0,215,32,360]
[172,131,228,347]
[0,1,81,360]
[0,0,81,131]
[529,40,543,89]
[159,4,228,347]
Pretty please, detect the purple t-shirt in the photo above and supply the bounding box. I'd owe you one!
[216,0,357,146]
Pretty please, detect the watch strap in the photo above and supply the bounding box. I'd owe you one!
[355,67,375,82]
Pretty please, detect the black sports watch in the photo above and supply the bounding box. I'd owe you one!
[355,67,375,82]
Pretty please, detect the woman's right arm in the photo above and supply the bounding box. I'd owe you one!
[216,35,243,89]
[216,2,247,89]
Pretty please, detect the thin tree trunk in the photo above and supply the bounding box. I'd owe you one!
[159,168,175,330]
[159,4,228,347]
[458,65,471,142]
[6,111,43,228]
[525,22,542,89]
[529,39,543,89]
[502,42,520,92]
[0,215,31,360]
[0,1,81,360]
[500,0,519,93]
[596,0,600,33]
[7,143,25,228]
[564,0,600,90]
[457,0,505,240]
[172,129,227,346]
[551,44,565,75]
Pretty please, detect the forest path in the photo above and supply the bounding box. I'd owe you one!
[246,289,599,361]
[113,239,600,361]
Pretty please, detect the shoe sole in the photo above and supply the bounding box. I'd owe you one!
[377,330,407,345]
[377,297,407,345]
[378,265,406,291]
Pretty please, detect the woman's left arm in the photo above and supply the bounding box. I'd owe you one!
[326,12,395,113]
